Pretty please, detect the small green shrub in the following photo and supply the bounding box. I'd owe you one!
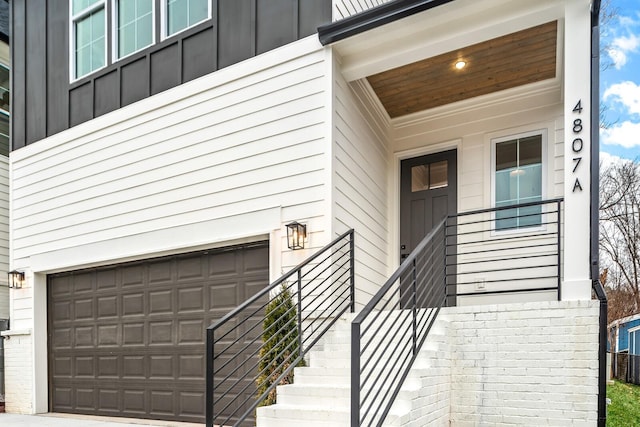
[257,284,305,406]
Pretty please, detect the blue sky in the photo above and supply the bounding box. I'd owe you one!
[600,0,640,161]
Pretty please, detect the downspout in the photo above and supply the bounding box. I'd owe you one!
[590,1,607,426]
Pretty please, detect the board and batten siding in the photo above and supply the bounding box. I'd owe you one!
[333,59,391,307]
[0,157,8,319]
[333,0,393,20]
[10,38,330,286]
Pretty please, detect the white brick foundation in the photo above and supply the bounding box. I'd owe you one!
[439,300,600,426]
[2,330,33,414]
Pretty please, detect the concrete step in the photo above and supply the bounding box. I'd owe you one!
[256,310,451,427]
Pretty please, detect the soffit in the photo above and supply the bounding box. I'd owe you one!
[367,21,558,118]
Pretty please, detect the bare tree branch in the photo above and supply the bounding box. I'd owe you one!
[600,159,640,312]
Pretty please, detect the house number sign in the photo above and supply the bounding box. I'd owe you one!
[571,99,584,192]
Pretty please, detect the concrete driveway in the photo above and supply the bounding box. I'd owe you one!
[0,413,204,427]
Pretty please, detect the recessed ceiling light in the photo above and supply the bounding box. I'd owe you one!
[455,60,467,70]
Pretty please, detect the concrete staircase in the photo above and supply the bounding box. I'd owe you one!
[256,312,451,427]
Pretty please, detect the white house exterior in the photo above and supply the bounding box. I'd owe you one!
[4,0,605,425]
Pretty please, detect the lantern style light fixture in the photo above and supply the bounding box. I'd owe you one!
[8,270,25,289]
[286,221,307,250]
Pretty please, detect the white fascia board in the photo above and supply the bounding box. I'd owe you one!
[334,0,565,81]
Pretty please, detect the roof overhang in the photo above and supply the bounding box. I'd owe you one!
[318,0,456,46]
[322,0,567,83]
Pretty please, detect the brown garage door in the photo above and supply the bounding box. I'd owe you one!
[48,242,269,423]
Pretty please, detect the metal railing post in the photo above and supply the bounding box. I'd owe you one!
[297,269,303,356]
[443,223,448,306]
[351,321,361,427]
[206,328,214,427]
[412,258,417,356]
[350,231,356,313]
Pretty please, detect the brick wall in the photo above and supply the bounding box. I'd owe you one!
[2,330,32,414]
[440,300,600,426]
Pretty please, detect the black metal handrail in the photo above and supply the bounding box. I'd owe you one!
[351,219,447,427]
[206,229,355,427]
[446,198,563,302]
[350,199,564,427]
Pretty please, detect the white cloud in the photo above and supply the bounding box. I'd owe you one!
[599,151,625,170]
[601,120,640,148]
[603,81,640,115]
[607,33,640,69]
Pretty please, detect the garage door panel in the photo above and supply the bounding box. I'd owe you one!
[97,295,118,317]
[72,273,94,293]
[176,256,206,281]
[244,245,270,271]
[52,387,72,408]
[52,301,72,321]
[74,326,95,347]
[50,275,72,295]
[148,259,174,284]
[97,269,117,290]
[149,321,173,345]
[97,389,120,411]
[149,290,173,314]
[177,286,204,312]
[48,241,269,423]
[122,293,145,317]
[97,356,118,377]
[122,265,144,287]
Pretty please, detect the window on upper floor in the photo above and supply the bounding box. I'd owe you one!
[71,0,211,81]
[492,131,545,231]
[115,0,154,59]
[72,0,107,80]
[0,64,9,157]
[164,0,210,38]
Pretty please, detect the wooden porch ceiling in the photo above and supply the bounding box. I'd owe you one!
[367,21,558,118]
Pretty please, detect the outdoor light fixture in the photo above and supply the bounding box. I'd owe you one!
[7,270,25,289]
[286,221,307,250]
[455,60,467,70]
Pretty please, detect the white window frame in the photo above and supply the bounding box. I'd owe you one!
[160,0,212,40]
[629,326,640,355]
[70,0,108,82]
[111,0,156,62]
[490,128,548,235]
[0,63,9,115]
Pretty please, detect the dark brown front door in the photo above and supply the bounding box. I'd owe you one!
[400,150,457,307]
[400,150,457,261]
[47,242,269,423]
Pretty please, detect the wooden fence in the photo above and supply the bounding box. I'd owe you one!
[612,352,640,385]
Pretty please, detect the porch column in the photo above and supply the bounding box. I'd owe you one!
[562,0,592,300]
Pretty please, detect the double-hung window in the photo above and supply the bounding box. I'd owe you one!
[493,131,544,230]
[0,64,8,157]
[72,0,107,80]
[71,0,211,81]
[164,0,209,37]
[115,0,154,59]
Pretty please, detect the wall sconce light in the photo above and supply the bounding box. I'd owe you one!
[8,270,25,289]
[286,221,307,250]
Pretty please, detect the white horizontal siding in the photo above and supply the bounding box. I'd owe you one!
[392,84,565,304]
[333,62,391,307]
[333,0,393,20]
[11,41,331,271]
